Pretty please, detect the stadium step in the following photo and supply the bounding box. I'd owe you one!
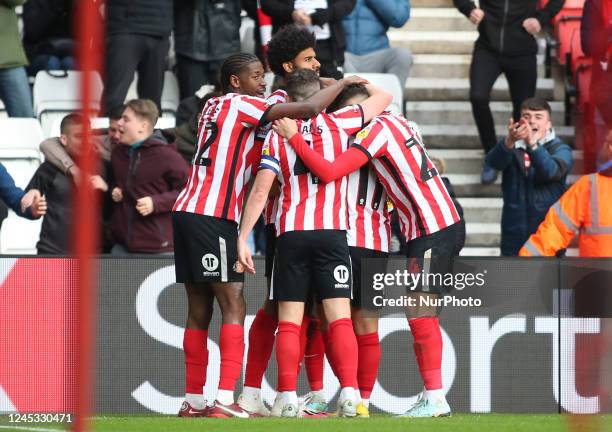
[457,198,503,224]
[389,30,477,54]
[419,125,576,149]
[465,222,501,247]
[412,0,454,7]
[402,8,475,33]
[460,247,500,256]
[406,101,566,125]
[411,54,546,79]
[404,77,555,101]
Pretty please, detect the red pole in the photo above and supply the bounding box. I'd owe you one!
[73,1,103,431]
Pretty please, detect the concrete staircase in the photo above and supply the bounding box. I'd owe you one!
[390,0,576,256]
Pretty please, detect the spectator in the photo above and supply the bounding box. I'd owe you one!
[454,0,564,184]
[343,0,412,88]
[0,0,34,117]
[174,0,241,101]
[109,99,189,255]
[39,105,125,180]
[0,162,46,220]
[102,0,173,116]
[22,0,75,76]
[261,0,356,79]
[520,128,612,258]
[430,156,466,254]
[26,113,108,254]
[486,97,573,256]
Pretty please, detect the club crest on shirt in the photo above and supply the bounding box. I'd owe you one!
[356,128,370,141]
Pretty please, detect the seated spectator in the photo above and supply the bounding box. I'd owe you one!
[486,97,573,256]
[22,0,75,76]
[0,0,34,117]
[343,0,412,88]
[261,0,356,79]
[173,0,241,100]
[26,113,107,254]
[109,99,189,255]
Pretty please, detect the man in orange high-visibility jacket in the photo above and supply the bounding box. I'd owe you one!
[520,129,612,257]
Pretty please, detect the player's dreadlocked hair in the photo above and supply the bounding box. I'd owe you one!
[327,84,369,113]
[267,25,316,77]
[220,53,261,93]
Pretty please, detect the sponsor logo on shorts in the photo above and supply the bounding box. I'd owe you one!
[201,253,220,277]
[333,264,350,289]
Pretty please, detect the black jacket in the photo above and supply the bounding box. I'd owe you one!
[261,0,356,65]
[22,0,74,60]
[26,162,73,254]
[453,0,564,56]
[174,0,241,61]
[106,0,173,38]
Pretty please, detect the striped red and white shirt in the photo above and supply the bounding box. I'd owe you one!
[346,163,391,252]
[259,104,365,236]
[352,113,460,241]
[255,89,287,226]
[173,93,273,222]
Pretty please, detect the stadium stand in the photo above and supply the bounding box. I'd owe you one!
[126,71,180,117]
[565,29,593,124]
[33,70,103,137]
[343,72,404,115]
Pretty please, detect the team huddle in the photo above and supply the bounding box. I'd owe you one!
[172,25,461,419]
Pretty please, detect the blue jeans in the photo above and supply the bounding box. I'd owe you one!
[0,66,34,117]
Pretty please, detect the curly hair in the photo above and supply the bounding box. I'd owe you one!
[267,25,316,77]
[220,53,261,93]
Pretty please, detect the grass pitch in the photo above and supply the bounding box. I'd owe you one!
[1,414,612,432]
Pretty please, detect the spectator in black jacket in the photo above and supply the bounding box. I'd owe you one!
[22,0,75,76]
[453,0,564,185]
[26,113,108,254]
[261,0,356,79]
[102,0,173,116]
[173,0,241,100]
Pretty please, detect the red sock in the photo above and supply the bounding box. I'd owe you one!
[277,321,301,392]
[409,317,443,390]
[327,318,358,388]
[357,332,381,399]
[305,320,325,391]
[322,330,338,377]
[183,329,208,394]
[244,309,278,388]
[218,324,245,391]
[297,315,312,375]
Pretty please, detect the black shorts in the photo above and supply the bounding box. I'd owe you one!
[404,222,460,294]
[349,246,389,310]
[172,212,244,283]
[270,230,352,302]
[264,223,276,279]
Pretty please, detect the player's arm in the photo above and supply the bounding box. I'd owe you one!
[273,118,369,183]
[361,83,393,123]
[263,76,367,122]
[238,169,276,274]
